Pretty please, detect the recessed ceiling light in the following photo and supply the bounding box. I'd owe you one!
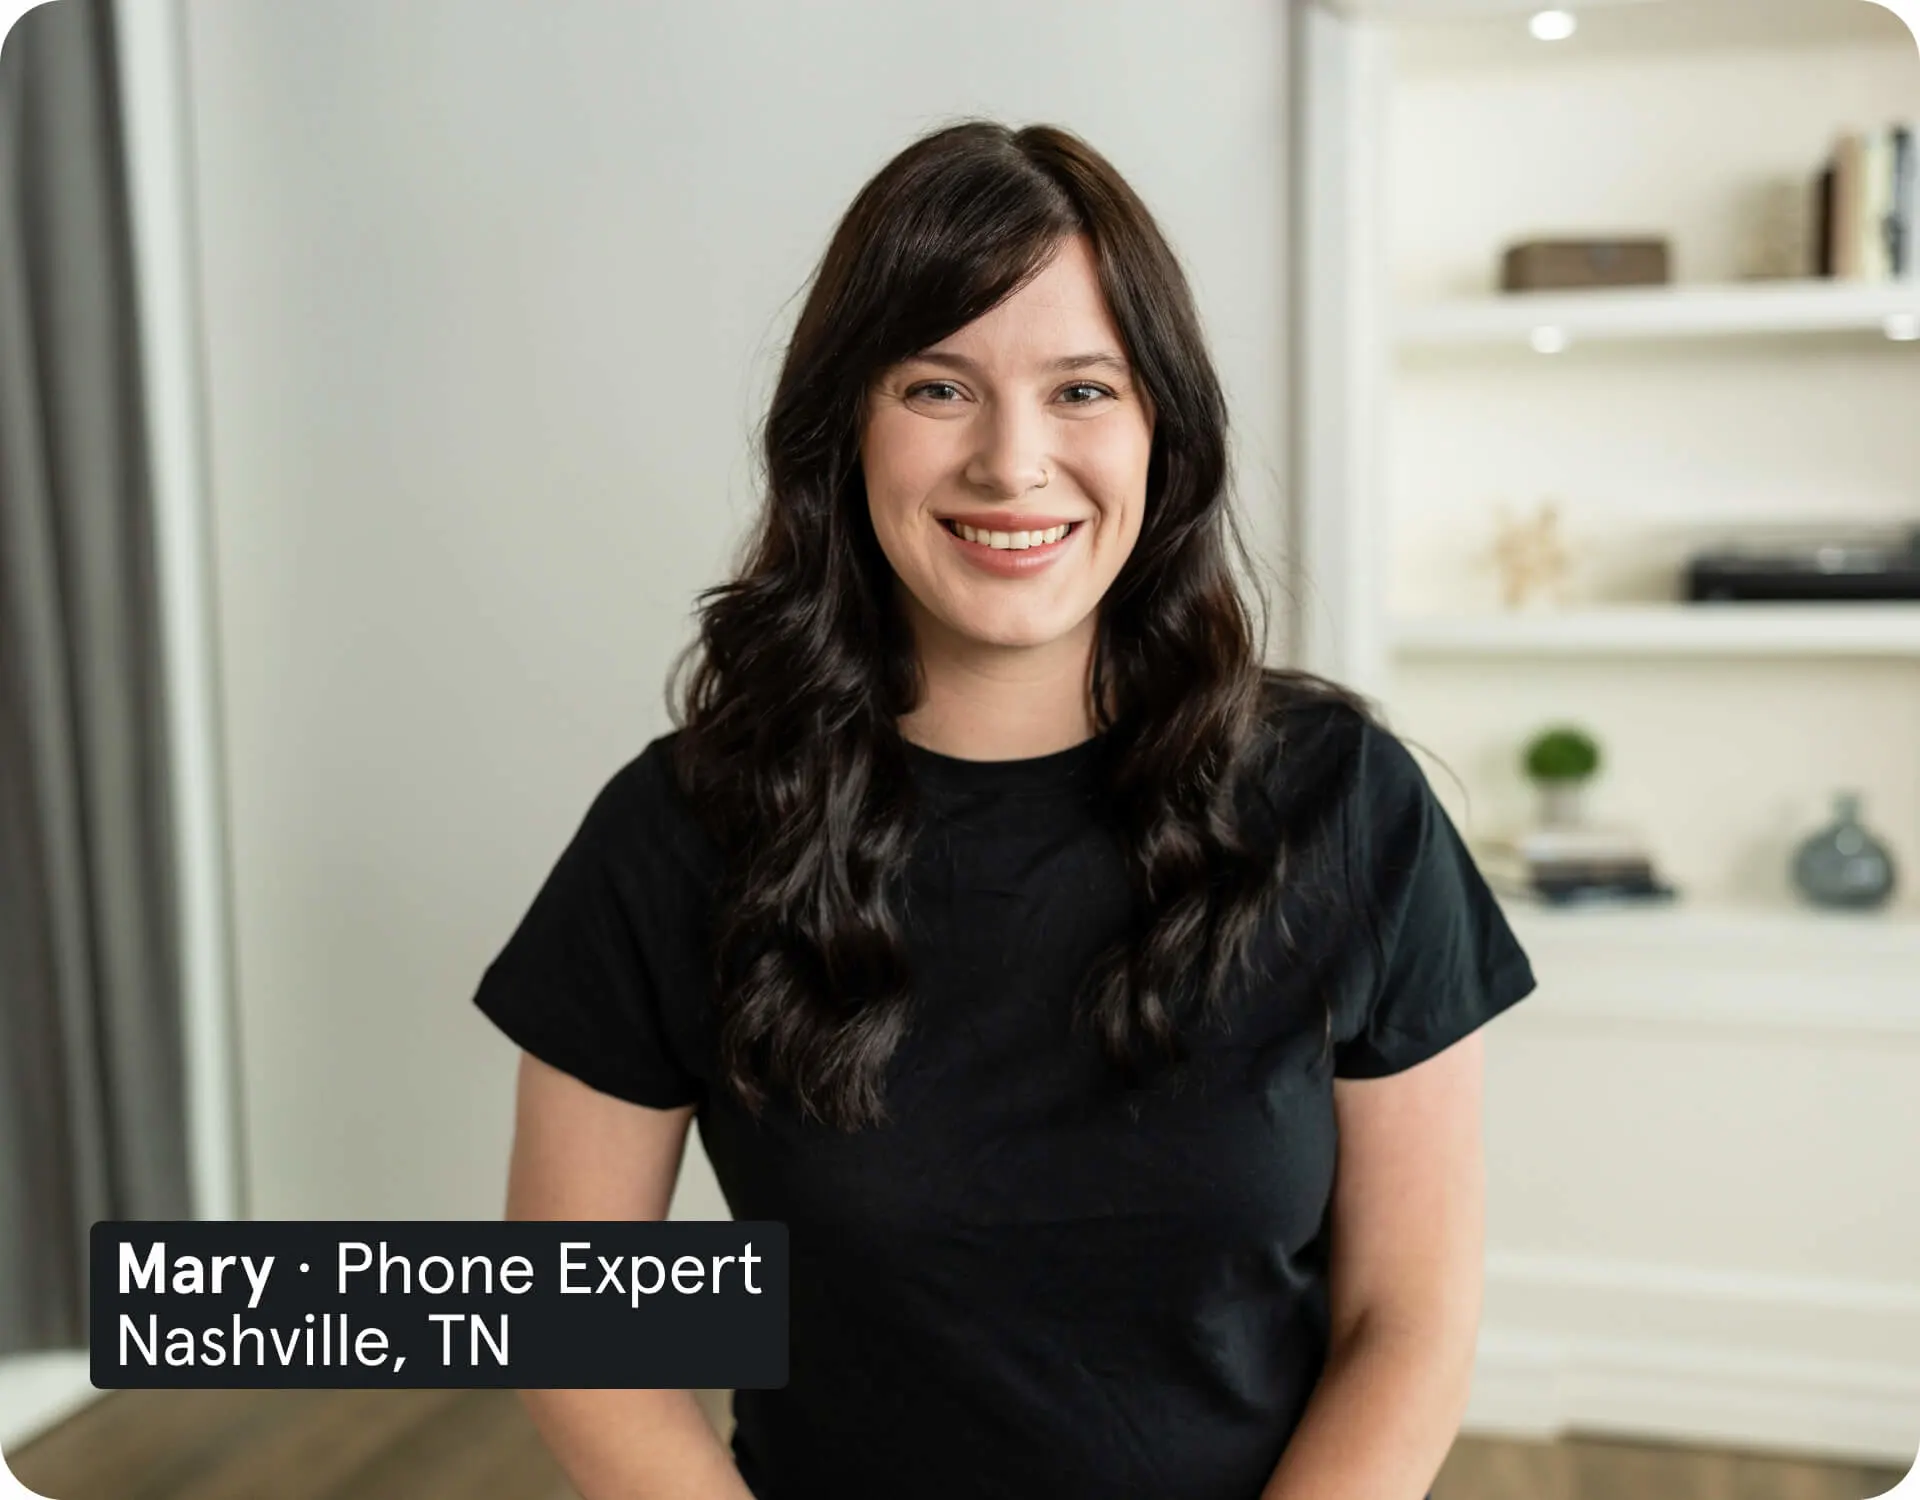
[1530,9,1579,41]
[1530,326,1570,354]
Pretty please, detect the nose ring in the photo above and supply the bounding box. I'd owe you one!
[1036,466,1051,489]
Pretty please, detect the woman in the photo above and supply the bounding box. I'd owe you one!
[475,119,1536,1500]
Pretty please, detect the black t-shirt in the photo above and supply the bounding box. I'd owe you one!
[472,699,1537,1500]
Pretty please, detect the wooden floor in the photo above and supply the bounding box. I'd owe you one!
[1433,1434,1906,1500]
[7,1387,1908,1499]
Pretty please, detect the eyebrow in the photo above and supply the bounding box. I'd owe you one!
[905,350,1132,378]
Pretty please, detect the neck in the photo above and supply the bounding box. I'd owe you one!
[898,610,1100,762]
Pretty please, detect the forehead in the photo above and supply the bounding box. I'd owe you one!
[917,236,1125,365]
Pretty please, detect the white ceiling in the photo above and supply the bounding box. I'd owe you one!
[1331,0,1918,71]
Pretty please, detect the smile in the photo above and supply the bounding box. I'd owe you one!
[940,519,1081,551]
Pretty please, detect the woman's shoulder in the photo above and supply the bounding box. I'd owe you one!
[1250,671,1367,795]
[1248,671,1432,830]
[580,728,725,884]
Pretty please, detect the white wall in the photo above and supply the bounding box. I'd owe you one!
[179,0,1293,1222]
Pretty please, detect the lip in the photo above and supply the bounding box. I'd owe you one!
[938,514,1082,577]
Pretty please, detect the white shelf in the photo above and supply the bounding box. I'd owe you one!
[1391,604,1920,658]
[1502,896,1920,951]
[1399,280,1920,349]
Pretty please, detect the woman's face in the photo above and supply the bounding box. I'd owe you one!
[861,234,1154,659]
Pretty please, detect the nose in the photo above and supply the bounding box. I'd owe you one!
[962,405,1051,498]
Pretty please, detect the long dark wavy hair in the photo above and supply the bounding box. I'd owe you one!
[671,119,1374,1130]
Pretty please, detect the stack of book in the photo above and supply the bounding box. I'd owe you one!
[1815,124,1918,280]
[1475,826,1677,908]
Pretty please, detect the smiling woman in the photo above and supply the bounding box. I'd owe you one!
[474,118,1536,1500]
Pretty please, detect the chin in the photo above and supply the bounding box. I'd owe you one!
[947,614,1077,652]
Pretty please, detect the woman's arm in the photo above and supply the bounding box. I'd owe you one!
[1259,1032,1488,1500]
[506,1052,756,1500]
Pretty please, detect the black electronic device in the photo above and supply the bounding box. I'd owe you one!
[1685,526,1920,602]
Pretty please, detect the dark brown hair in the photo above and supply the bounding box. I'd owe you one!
[671,119,1370,1130]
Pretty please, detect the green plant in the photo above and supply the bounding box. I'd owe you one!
[1523,725,1601,784]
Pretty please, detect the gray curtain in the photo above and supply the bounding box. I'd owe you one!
[0,0,191,1355]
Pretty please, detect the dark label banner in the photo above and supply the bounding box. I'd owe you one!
[89,1221,787,1389]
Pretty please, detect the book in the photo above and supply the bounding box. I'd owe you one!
[1832,132,1865,279]
[1862,131,1893,281]
[1482,863,1678,907]
[1512,825,1649,863]
[1527,875,1677,908]
[1815,163,1836,277]
[1893,123,1917,280]
[1474,829,1676,908]
[1529,854,1657,878]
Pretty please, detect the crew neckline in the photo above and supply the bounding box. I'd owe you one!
[901,729,1109,798]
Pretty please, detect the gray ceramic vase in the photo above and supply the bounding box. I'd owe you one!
[1790,792,1898,911]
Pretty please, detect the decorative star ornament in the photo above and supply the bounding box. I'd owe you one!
[1491,498,1572,611]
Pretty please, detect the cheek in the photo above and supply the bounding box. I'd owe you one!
[864,414,947,496]
[862,429,952,590]
[861,430,907,534]
[1087,435,1153,547]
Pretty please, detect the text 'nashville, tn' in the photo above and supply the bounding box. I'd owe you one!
[110,1238,768,1369]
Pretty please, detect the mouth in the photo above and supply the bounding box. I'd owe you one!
[939,518,1084,551]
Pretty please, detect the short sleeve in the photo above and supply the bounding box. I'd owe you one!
[472,757,703,1109]
[1333,724,1538,1079]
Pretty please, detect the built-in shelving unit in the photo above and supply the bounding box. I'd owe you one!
[1293,1,1920,1463]
[1298,0,1920,919]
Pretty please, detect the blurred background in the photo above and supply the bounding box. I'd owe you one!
[1,0,1915,1496]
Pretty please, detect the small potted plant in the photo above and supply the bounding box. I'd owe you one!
[1523,724,1601,828]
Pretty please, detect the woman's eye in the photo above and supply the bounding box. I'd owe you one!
[907,382,963,403]
[1059,383,1114,405]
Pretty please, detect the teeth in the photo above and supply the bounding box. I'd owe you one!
[952,521,1072,549]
